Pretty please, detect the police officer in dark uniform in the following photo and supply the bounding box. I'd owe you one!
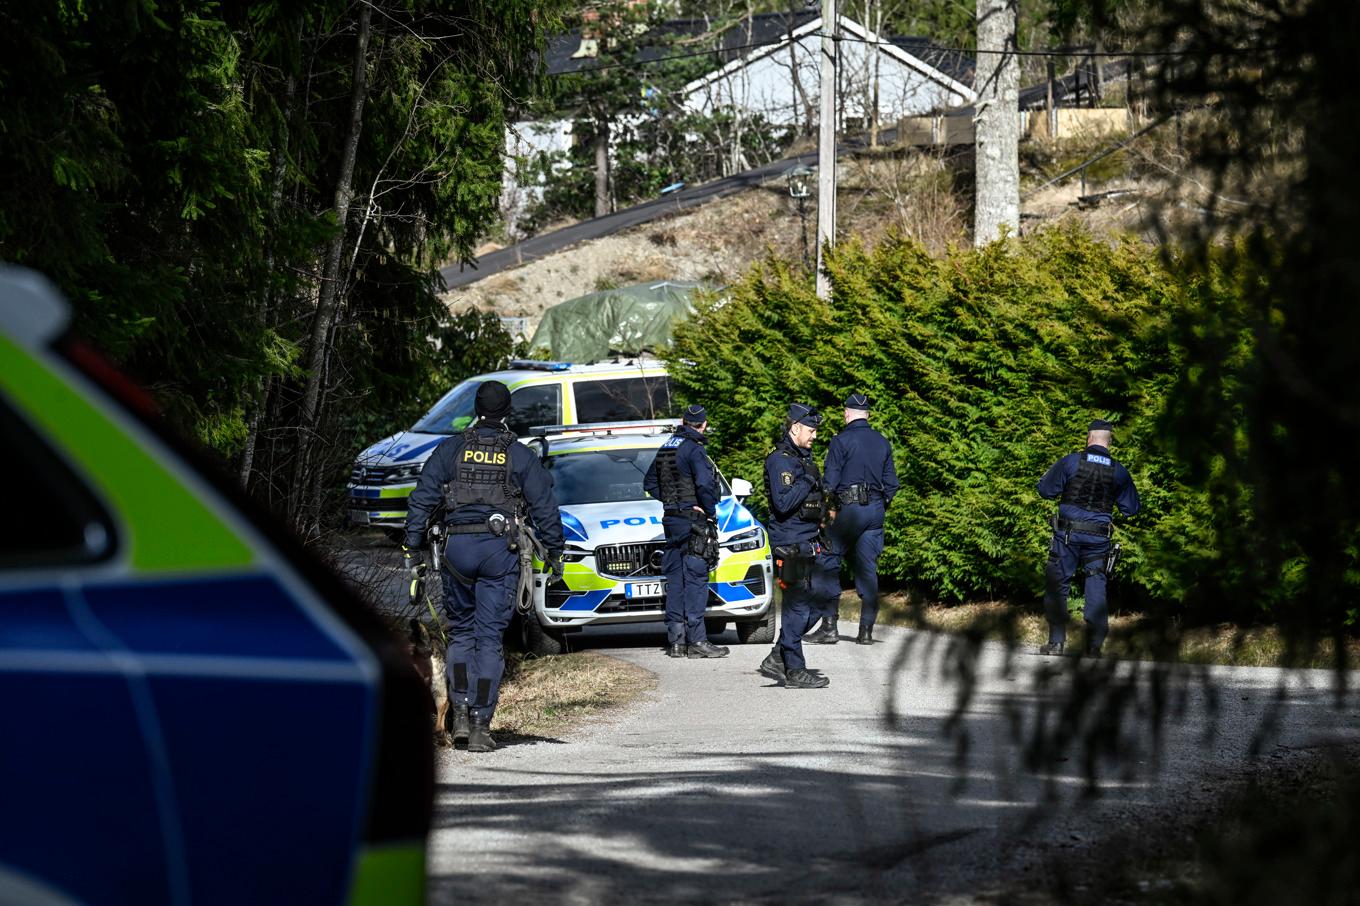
[1036,419,1140,656]
[756,403,831,689]
[808,391,899,646]
[404,381,564,751]
[643,404,728,659]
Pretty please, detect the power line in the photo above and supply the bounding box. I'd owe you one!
[549,28,1249,77]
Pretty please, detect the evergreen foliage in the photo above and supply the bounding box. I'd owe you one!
[667,225,1237,607]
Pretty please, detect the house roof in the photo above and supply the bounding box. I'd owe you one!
[544,11,972,91]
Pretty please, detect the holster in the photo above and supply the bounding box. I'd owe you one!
[687,516,719,568]
[771,543,813,588]
[1103,541,1123,577]
[839,483,870,506]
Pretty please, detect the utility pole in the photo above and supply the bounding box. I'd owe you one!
[815,0,838,299]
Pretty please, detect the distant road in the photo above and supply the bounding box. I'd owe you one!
[439,149,822,290]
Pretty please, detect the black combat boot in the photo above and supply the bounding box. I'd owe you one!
[856,624,873,645]
[450,704,470,745]
[687,639,730,658]
[467,714,498,753]
[666,643,687,658]
[1086,644,1103,658]
[1038,641,1065,656]
[785,667,830,689]
[757,647,786,681]
[807,617,839,644]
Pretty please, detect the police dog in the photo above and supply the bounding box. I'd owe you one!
[408,618,451,747]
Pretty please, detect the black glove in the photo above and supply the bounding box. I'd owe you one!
[545,551,564,581]
[402,545,427,603]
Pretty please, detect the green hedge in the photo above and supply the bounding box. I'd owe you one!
[667,225,1242,606]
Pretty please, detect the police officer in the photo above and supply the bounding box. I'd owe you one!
[756,403,831,689]
[404,381,564,752]
[1036,418,1140,656]
[643,404,729,659]
[809,391,900,646]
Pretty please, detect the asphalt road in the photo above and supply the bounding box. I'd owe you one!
[427,621,1359,904]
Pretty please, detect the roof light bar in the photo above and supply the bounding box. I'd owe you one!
[507,359,572,372]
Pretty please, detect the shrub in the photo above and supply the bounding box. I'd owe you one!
[667,224,1239,608]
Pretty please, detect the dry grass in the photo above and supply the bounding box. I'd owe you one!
[835,593,1359,669]
[493,651,656,738]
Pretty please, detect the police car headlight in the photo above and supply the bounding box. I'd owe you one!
[384,463,423,483]
[562,545,591,563]
[721,527,764,552]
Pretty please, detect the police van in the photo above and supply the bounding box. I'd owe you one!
[347,360,671,534]
[517,421,776,655]
[0,268,429,904]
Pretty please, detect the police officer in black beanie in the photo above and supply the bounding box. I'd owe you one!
[1036,418,1140,656]
[643,404,728,658]
[404,381,564,751]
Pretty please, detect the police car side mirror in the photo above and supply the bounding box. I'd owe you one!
[526,436,549,462]
[730,478,753,500]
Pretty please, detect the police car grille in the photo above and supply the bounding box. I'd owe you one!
[595,542,665,578]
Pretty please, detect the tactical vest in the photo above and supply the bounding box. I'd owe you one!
[1061,448,1116,514]
[764,441,825,523]
[444,426,521,516]
[653,435,697,508]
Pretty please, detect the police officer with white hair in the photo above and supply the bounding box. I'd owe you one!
[1036,418,1140,656]
[808,391,899,645]
[756,403,831,689]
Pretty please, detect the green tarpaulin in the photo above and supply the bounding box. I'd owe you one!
[527,281,703,363]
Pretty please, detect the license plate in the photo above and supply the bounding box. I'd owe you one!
[349,510,370,525]
[625,581,665,599]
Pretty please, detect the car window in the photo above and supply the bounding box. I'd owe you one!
[547,447,730,506]
[0,396,115,568]
[506,383,561,436]
[411,380,479,434]
[573,376,674,423]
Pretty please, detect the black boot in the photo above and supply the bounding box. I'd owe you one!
[467,714,498,753]
[687,639,730,658]
[1038,641,1065,656]
[666,643,687,658]
[757,647,786,681]
[785,667,830,689]
[856,625,873,645]
[450,704,470,745]
[808,618,839,644]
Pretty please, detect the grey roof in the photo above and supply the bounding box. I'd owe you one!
[545,12,971,88]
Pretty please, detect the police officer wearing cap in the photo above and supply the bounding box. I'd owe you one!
[809,391,900,646]
[643,404,729,659]
[404,381,564,751]
[1036,419,1140,656]
[756,403,832,689]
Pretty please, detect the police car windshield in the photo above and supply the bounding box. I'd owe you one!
[548,447,730,506]
[411,381,479,434]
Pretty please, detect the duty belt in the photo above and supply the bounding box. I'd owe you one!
[445,516,514,536]
[1053,515,1113,538]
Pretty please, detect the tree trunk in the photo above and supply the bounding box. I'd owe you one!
[973,0,1019,246]
[292,4,371,529]
[594,119,610,218]
[299,4,370,432]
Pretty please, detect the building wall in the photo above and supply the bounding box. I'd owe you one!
[681,34,971,128]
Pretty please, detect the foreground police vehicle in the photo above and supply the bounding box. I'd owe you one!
[348,360,671,533]
[518,422,776,655]
[0,268,429,905]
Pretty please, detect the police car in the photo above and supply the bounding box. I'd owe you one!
[348,360,671,534]
[517,421,776,655]
[0,268,429,905]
